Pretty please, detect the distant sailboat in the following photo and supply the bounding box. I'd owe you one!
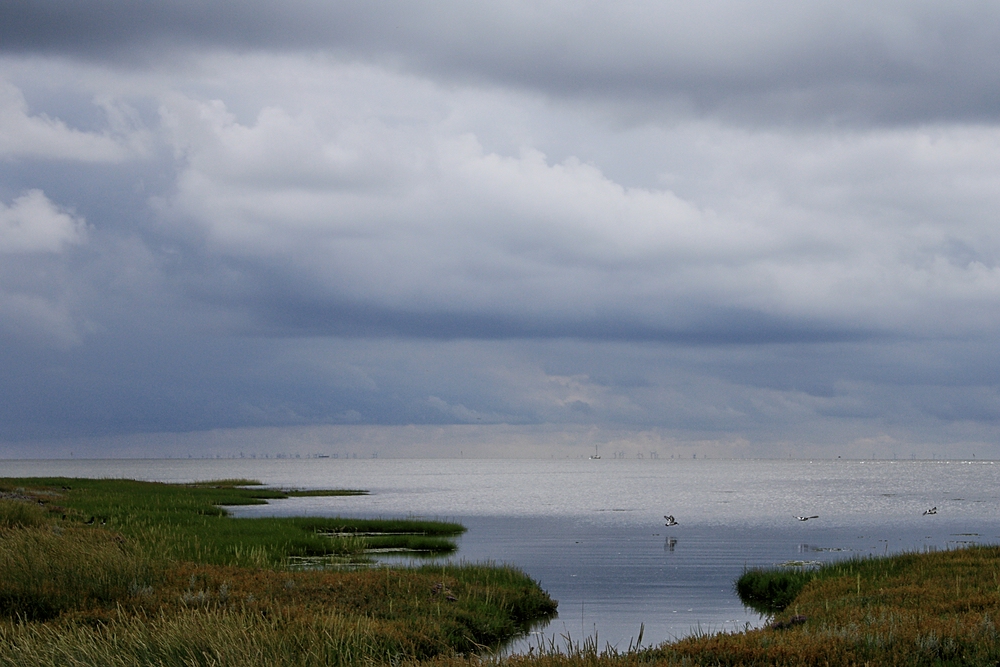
[590,446,601,460]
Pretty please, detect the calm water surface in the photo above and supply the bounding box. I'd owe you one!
[5,458,1000,650]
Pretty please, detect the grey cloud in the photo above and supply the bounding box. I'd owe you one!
[0,189,91,347]
[0,189,86,253]
[5,1,1000,125]
[0,82,149,161]
[3,7,1000,455]
[6,68,999,346]
[148,83,1000,342]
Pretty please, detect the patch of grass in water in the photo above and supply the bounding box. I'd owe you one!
[735,565,818,615]
[285,489,369,497]
[189,478,265,487]
[0,478,460,567]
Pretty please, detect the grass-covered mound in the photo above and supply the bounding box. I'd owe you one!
[735,566,816,615]
[0,479,557,665]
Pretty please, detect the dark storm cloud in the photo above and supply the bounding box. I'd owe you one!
[240,289,879,345]
[5,1,1000,125]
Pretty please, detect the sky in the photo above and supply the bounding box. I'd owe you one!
[2,1,1000,459]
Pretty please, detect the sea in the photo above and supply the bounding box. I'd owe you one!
[4,457,1000,652]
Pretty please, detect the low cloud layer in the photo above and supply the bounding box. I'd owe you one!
[7,1,1000,125]
[1,2,999,456]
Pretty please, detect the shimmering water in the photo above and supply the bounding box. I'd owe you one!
[5,457,1000,650]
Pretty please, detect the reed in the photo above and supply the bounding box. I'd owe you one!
[0,499,48,530]
[0,607,431,667]
[0,522,154,620]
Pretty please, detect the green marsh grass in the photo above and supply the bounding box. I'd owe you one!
[0,479,557,665]
[735,565,817,615]
[0,508,154,621]
[0,545,557,663]
[0,498,48,530]
[0,477,462,566]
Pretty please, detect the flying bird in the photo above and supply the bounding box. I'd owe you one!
[923,507,938,515]
[664,515,678,526]
[796,515,819,521]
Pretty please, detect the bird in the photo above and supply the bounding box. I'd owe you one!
[923,507,937,515]
[796,515,819,521]
[664,515,678,526]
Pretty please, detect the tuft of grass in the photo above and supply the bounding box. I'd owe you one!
[0,499,49,530]
[0,606,472,667]
[2,606,396,666]
[0,524,154,621]
[735,566,817,615]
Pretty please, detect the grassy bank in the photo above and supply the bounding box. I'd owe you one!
[735,565,817,615]
[653,545,1000,665]
[0,478,557,665]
